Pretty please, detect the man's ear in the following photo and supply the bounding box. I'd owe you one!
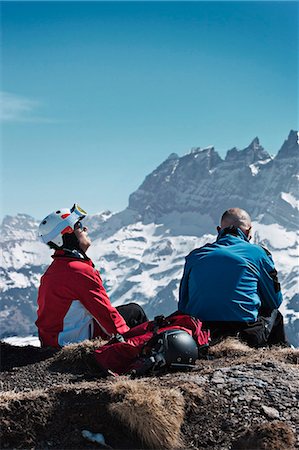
[217,226,221,233]
[246,226,252,240]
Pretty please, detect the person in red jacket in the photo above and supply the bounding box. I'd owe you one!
[36,203,148,347]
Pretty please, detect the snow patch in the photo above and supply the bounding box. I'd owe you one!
[249,164,259,176]
[1,241,51,270]
[8,272,31,289]
[165,160,179,181]
[249,158,272,176]
[253,222,298,250]
[3,335,40,347]
[281,192,299,211]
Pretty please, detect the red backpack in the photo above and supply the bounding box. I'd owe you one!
[93,311,210,376]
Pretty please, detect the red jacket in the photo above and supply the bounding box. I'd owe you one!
[36,251,129,347]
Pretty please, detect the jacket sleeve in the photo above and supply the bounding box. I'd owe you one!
[178,258,191,312]
[258,249,283,312]
[75,268,130,337]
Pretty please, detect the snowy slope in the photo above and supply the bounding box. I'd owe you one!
[2,335,40,347]
[1,130,298,345]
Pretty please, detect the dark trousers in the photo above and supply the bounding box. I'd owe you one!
[204,310,287,348]
[116,303,149,329]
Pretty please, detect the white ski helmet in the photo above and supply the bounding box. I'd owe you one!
[38,203,87,248]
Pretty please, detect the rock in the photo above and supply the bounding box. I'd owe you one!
[212,377,226,384]
[261,405,280,419]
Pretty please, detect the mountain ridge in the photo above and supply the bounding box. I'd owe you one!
[127,129,298,234]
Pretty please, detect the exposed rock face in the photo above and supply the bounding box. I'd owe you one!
[128,130,298,232]
[225,137,270,164]
[0,131,298,345]
[0,340,298,449]
[276,130,299,160]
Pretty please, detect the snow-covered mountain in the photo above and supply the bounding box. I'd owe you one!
[1,130,298,345]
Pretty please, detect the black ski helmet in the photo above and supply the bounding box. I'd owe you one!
[151,329,199,370]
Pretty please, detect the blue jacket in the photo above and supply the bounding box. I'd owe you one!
[178,227,282,322]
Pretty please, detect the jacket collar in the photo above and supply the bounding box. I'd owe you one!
[217,226,249,242]
[52,248,93,264]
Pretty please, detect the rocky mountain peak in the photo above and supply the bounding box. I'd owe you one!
[250,137,262,152]
[276,130,299,159]
[190,145,215,155]
[225,137,270,165]
[127,131,298,232]
[166,152,179,161]
[128,144,223,221]
[187,146,222,170]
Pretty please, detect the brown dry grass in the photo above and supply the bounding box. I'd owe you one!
[108,378,185,449]
[0,389,48,408]
[266,346,299,364]
[209,338,299,365]
[52,337,105,369]
[178,381,204,399]
[232,420,296,450]
[209,338,254,357]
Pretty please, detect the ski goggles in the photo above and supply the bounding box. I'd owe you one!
[70,203,87,220]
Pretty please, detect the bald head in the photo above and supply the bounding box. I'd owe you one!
[220,208,252,234]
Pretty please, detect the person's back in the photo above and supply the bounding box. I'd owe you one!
[179,227,281,322]
[178,208,286,347]
[37,252,129,347]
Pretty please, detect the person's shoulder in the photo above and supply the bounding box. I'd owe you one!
[53,257,94,276]
[68,260,101,284]
[186,243,214,259]
[246,242,273,260]
[259,245,272,257]
[68,258,94,271]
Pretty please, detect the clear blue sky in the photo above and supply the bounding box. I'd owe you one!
[1,1,298,219]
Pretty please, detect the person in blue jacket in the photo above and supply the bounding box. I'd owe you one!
[178,208,287,347]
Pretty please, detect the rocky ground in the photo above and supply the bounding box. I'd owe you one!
[0,338,298,450]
